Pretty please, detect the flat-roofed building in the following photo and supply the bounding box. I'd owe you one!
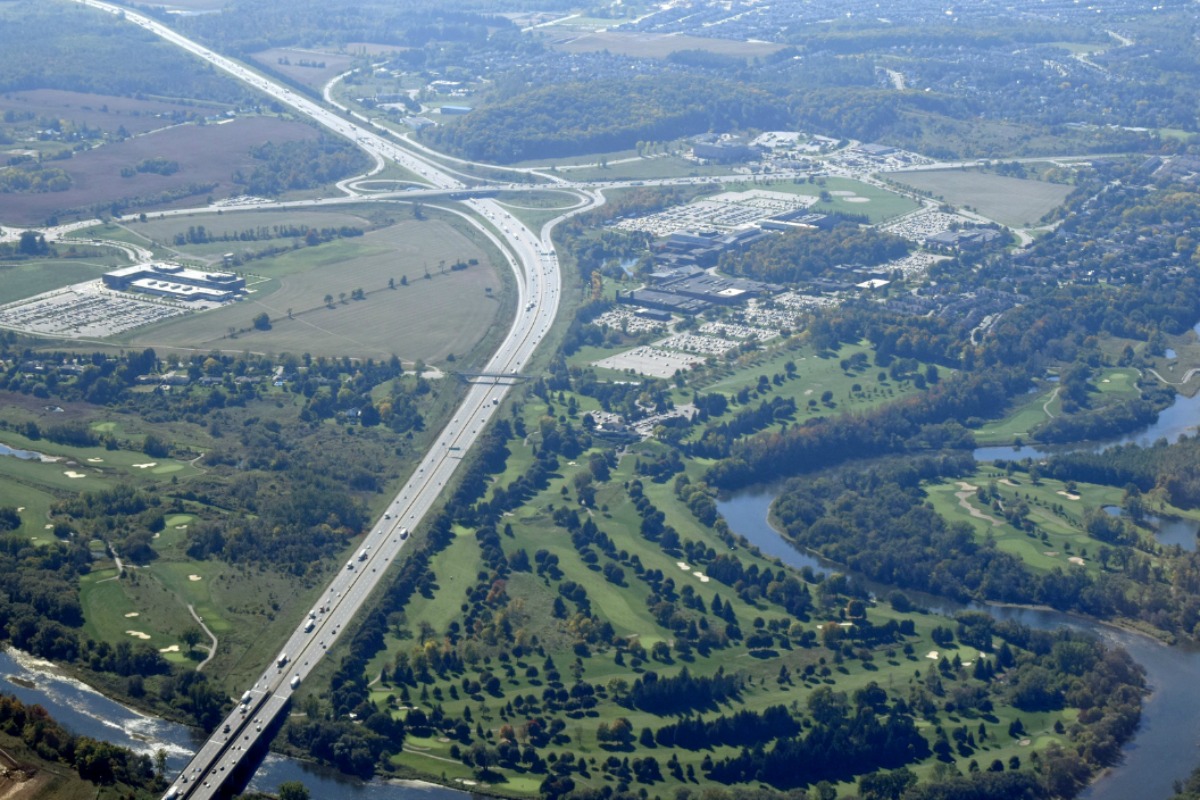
[103,263,245,301]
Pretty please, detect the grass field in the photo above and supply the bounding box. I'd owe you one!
[124,216,505,363]
[0,258,121,304]
[721,177,922,223]
[890,169,1073,227]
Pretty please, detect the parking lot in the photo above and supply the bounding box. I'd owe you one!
[613,189,817,236]
[0,282,194,338]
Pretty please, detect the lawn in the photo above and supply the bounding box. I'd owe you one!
[0,258,122,304]
[889,169,1073,227]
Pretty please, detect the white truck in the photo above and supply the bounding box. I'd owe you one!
[276,652,288,668]
[290,674,301,689]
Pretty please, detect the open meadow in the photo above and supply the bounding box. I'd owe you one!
[123,215,505,362]
[891,169,1072,227]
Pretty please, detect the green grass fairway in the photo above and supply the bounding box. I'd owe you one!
[973,386,1059,445]
[125,217,504,362]
[890,169,1072,227]
[925,469,1125,575]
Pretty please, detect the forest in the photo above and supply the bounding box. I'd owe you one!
[422,74,787,163]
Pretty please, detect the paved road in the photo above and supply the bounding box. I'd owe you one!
[54,3,597,799]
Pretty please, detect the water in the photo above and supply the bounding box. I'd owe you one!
[973,389,1200,462]
[1102,506,1200,552]
[1165,348,1178,360]
[717,490,1200,800]
[0,442,56,462]
[0,648,464,799]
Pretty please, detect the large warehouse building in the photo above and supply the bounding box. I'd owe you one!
[103,263,246,302]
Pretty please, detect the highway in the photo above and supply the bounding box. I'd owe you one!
[59,3,600,798]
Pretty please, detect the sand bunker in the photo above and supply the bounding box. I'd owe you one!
[86,458,103,463]
[844,197,871,203]
[1056,491,1081,500]
[694,572,710,582]
[676,561,690,571]
[1069,556,1086,566]
[132,463,157,469]
[43,524,52,530]
[830,190,857,196]
[124,612,139,618]
[926,650,940,659]
[126,631,151,640]
[63,471,86,479]
[159,645,180,653]
[188,574,202,581]
[15,507,23,512]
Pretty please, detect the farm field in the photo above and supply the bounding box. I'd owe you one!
[248,48,357,91]
[0,89,224,143]
[124,216,505,362]
[550,30,785,60]
[890,169,1073,227]
[0,117,321,226]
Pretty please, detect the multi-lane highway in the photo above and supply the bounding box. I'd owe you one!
[56,3,602,799]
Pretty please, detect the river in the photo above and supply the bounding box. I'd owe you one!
[973,385,1200,462]
[718,488,1200,800]
[0,648,464,799]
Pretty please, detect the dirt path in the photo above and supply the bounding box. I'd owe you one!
[187,604,218,671]
[955,482,1004,526]
[1147,366,1200,386]
[1043,385,1060,418]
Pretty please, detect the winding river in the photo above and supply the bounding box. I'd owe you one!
[718,487,1200,800]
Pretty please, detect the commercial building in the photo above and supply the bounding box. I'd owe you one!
[103,263,245,302]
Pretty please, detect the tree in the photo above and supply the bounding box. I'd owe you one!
[17,230,48,255]
[252,312,271,331]
[181,627,203,654]
[277,782,310,800]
